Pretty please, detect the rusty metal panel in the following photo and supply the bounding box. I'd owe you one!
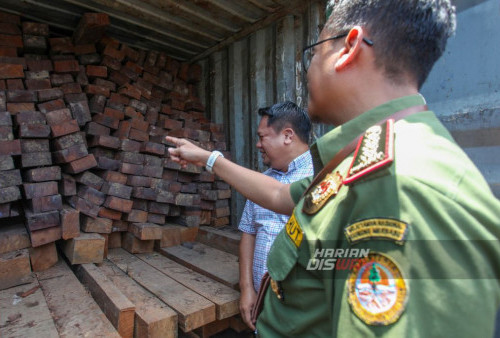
[249,28,274,171]
[198,0,328,224]
[228,39,252,225]
[275,15,296,103]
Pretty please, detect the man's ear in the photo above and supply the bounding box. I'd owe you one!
[335,26,365,71]
[283,128,294,145]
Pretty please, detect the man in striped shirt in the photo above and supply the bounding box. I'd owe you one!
[238,101,313,330]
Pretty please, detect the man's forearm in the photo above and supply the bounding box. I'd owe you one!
[166,136,295,215]
[239,233,256,291]
[212,156,294,215]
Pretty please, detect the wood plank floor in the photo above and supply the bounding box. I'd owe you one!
[1,229,248,337]
[159,242,240,290]
[138,252,240,320]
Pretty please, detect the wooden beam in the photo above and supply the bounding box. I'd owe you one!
[61,232,105,264]
[98,260,178,338]
[137,252,240,320]
[62,0,220,44]
[158,242,239,290]
[0,223,30,255]
[128,222,162,240]
[191,0,313,62]
[29,242,58,272]
[0,281,59,337]
[0,249,33,291]
[136,0,241,32]
[194,318,230,338]
[107,248,215,332]
[75,264,135,338]
[121,232,154,254]
[196,226,241,256]
[36,260,121,337]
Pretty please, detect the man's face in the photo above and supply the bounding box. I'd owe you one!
[306,30,340,123]
[256,116,286,168]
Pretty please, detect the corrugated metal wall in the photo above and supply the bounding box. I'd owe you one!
[197,0,327,225]
[199,0,500,226]
[421,0,500,199]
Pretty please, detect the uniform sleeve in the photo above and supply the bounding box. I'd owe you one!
[238,199,257,234]
[323,174,500,337]
[290,176,312,205]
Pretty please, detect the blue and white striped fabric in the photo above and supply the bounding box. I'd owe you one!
[238,151,313,291]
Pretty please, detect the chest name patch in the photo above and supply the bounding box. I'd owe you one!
[345,218,408,245]
[344,119,394,185]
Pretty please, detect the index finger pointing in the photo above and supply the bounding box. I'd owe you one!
[165,136,180,146]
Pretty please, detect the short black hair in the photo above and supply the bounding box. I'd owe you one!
[326,0,456,89]
[258,101,311,144]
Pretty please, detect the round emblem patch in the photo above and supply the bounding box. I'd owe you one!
[347,252,408,326]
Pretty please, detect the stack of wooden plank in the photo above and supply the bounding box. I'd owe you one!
[0,12,31,290]
[0,9,233,288]
[0,111,21,217]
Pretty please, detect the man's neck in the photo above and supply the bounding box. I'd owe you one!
[273,144,309,173]
[330,74,420,125]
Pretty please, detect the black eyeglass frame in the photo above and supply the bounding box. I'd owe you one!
[302,33,374,73]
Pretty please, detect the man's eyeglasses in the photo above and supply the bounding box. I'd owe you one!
[302,33,374,73]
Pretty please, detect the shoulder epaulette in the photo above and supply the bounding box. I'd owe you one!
[343,119,394,185]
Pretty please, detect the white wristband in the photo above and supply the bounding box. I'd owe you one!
[206,151,224,173]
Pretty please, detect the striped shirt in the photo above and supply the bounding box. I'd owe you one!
[238,151,313,291]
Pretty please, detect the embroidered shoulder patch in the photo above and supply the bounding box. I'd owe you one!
[345,218,409,245]
[285,213,303,248]
[344,119,394,185]
[347,252,409,326]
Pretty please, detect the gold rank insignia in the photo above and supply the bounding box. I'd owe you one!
[344,119,395,185]
[302,171,343,215]
[345,218,409,245]
[347,252,409,326]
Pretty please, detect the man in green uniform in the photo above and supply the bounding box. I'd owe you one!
[167,0,500,336]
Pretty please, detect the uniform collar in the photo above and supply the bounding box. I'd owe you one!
[310,94,426,175]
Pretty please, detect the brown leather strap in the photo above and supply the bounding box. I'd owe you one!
[303,104,428,197]
[251,272,271,323]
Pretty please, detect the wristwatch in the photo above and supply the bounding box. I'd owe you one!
[205,151,224,173]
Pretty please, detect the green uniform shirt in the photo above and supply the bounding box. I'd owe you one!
[257,95,500,337]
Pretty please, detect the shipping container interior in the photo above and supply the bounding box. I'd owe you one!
[0,0,499,336]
